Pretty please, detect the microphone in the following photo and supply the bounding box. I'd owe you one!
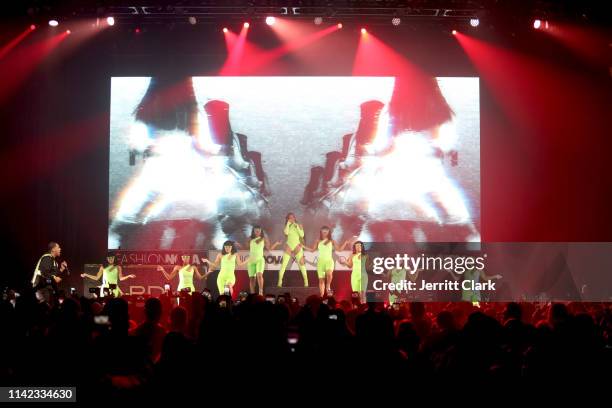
[60,260,70,276]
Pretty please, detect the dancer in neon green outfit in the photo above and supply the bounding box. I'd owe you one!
[277,213,308,287]
[238,226,280,295]
[81,254,136,297]
[157,254,207,294]
[388,268,407,304]
[448,266,502,305]
[339,241,368,302]
[202,241,249,297]
[304,226,350,297]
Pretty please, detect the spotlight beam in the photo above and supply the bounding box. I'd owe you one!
[243,23,341,74]
[0,32,68,103]
[544,22,610,65]
[0,27,35,60]
[352,29,426,77]
[220,23,250,75]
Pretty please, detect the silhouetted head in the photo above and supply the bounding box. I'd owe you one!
[549,303,570,328]
[105,298,129,334]
[436,310,456,331]
[144,297,163,323]
[504,302,522,322]
[396,320,420,354]
[169,306,188,333]
[409,302,426,320]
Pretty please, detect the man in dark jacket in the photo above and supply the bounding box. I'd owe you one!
[33,242,67,304]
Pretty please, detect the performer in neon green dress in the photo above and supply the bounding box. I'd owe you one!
[239,226,280,295]
[81,254,136,297]
[388,268,407,305]
[339,241,368,302]
[448,267,502,305]
[157,254,207,294]
[277,213,308,287]
[202,241,249,296]
[304,226,350,297]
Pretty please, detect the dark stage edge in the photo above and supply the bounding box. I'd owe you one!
[262,286,321,303]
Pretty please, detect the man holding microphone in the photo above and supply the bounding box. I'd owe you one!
[32,242,68,304]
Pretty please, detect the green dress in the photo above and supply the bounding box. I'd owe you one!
[177,265,196,293]
[316,240,334,278]
[217,254,237,294]
[278,222,308,287]
[248,238,265,277]
[388,268,406,304]
[461,268,481,302]
[102,265,122,297]
[285,222,304,250]
[351,253,363,292]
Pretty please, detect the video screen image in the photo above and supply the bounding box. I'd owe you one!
[109,76,480,250]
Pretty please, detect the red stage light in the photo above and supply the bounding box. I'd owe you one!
[361,28,367,34]
[0,26,38,60]
[452,29,458,35]
[337,23,343,29]
[49,20,59,27]
[66,30,71,35]
[107,17,115,26]
[223,27,228,33]
[244,22,250,28]
[533,19,542,29]
[265,16,275,26]
[0,31,68,104]
[135,27,141,34]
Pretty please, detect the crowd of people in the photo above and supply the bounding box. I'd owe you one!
[1,286,610,400]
